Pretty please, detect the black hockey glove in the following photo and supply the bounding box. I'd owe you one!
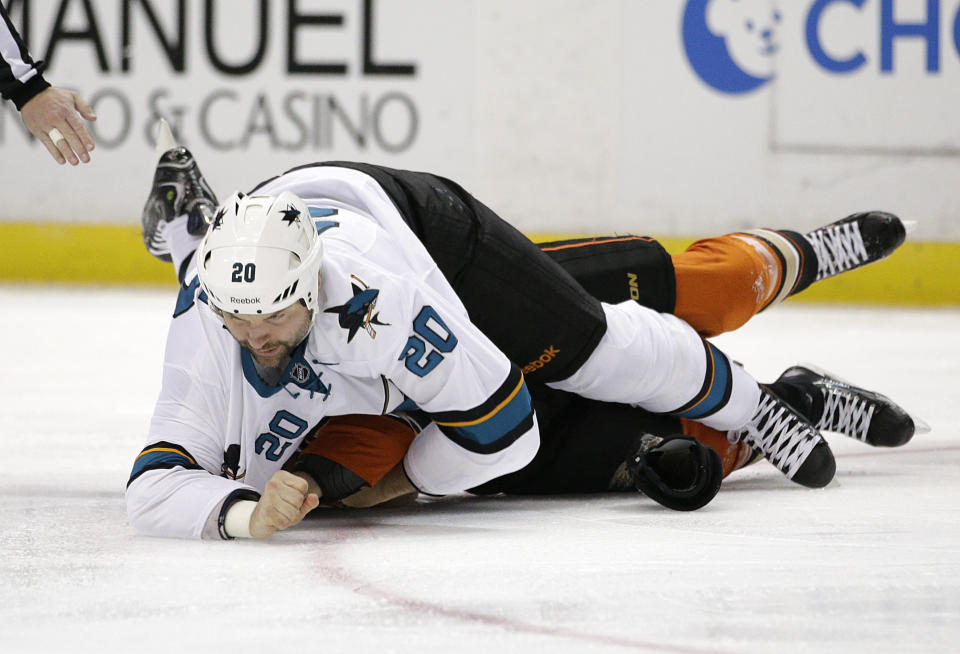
[292,454,367,504]
[629,434,723,511]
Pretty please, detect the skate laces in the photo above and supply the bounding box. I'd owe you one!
[807,221,868,280]
[817,385,876,442]
[738,392,819,479]
[160,151,211,215]
[182,167,214,217]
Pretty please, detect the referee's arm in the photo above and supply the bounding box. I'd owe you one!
[0,4,96,165]
[0,4,49,109]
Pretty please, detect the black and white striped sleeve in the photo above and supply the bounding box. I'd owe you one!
[0,5,49,109]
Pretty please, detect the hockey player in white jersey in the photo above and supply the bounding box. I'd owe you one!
[128,126,909,539]
[130,186,548,538]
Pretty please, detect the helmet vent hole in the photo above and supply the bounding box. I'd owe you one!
[273,279,299,304]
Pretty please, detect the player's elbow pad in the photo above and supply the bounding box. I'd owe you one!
[404,416,539,496]
[404,369,539,496]
[431,366,534,455]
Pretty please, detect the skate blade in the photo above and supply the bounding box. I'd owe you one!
[153,118,178,158]
[797,362,931,436]
[912,415,932,434]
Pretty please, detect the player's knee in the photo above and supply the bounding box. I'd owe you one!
[673,236,769,336]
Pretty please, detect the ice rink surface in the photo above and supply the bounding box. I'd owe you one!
[1,286,957,654]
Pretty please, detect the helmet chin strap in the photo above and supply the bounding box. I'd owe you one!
[307,270,323,329]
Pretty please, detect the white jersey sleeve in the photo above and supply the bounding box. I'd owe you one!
[127,263,414,540]
[125,298,260,540]
[307,212,540,496]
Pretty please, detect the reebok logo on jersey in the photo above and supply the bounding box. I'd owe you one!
[231,296,261,304]
[522,346,560,375]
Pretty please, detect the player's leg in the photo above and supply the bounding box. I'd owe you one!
[538,234,781,337]
[333,165,750,413]
[533,361,838,488]
[678,419,756,478]
[539,212,906,338]
[687,364,921,484]
[670,232,804,337]
[534,357,920,489]
[537,236,677,315]
[672,213,905,336]
[426,178,763,437]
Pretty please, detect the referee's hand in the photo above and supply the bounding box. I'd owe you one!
[21,86,97,165]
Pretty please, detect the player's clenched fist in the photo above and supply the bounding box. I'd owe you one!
[249,471,320,539]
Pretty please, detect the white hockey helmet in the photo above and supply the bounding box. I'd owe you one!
[196,191,323,316]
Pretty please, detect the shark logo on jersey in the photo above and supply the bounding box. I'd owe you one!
[324,275,391,342]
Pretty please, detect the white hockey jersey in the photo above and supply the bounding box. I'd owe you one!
[126,168,539,539]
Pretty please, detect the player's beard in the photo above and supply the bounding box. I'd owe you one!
[246,340,297,369]
[242,320,312,370]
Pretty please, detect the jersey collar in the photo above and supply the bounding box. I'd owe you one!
[240,339,331,400]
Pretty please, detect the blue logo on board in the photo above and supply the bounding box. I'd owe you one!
[682,0,780,95]
[683,0,954,96]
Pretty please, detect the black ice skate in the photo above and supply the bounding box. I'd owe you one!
[732,387,836,488]
[804,211,907,281]
[141,127,218,262]
[770,365,921,447]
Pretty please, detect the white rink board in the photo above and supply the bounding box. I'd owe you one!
[1,1,959,240]
[0,286,958,653]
